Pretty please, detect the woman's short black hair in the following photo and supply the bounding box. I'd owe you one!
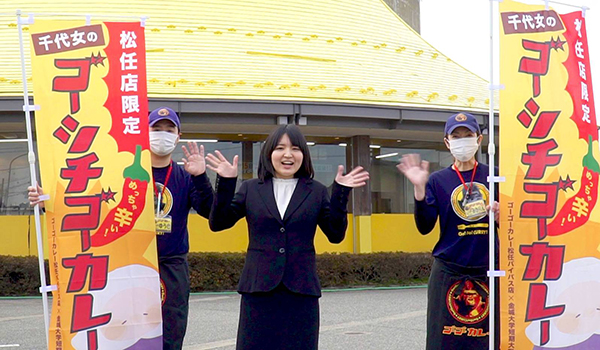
[258,124,314,181]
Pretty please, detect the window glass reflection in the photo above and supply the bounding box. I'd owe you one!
[371,147,452,214]
[0,141,33,215]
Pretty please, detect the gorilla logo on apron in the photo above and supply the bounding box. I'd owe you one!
[446,280,490,324]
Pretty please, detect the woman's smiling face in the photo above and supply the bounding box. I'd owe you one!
[271,133,303,179]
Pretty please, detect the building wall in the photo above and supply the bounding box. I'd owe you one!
[0,215,45,256]
[0,213,437,256]
[0,138,452,256]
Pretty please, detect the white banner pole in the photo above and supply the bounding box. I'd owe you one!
[16,9,51,349]
[488,1,497,349]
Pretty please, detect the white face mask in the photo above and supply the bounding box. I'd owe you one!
[448,137,479,162]
[149,131,178,156]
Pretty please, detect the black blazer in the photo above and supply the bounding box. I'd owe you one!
[209,176,351,297]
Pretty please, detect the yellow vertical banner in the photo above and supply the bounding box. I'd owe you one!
[29,19,162,349]
[499,1,600,349]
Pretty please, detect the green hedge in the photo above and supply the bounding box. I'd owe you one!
[0,255,50,296]
[316,252,432,288]
[0,252,432,296]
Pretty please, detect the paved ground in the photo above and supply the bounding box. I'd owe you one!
[0,287,427,350]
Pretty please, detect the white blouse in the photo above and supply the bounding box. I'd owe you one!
[272,178,299,219]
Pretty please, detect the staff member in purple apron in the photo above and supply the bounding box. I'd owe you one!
[29,107,214,350]
[397,112,499,350]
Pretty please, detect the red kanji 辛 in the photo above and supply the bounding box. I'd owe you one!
[90,146,149,247]
[519,242,565,280]
[547,138,600,236]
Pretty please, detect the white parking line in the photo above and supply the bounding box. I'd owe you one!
[320,309,426,332]
[0,314,42,322]
[189,296,234,303]
[183,339,236,350]
[0,345,20,348]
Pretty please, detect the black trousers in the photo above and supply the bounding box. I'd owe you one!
[427,258,500,350]
[236,283,320,350]
[159,254,190,350]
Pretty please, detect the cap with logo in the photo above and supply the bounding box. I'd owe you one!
[444,112,481,135]
[149,107,181,130]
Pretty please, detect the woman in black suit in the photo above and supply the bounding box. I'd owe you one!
[206,124,369,350]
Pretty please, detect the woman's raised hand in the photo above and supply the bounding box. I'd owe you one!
[335,165,369,188]
[206,150,239,178]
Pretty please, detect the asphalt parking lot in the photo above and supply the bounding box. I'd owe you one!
[0,287,427,350]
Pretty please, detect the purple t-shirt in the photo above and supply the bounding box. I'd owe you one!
[414,163,498,267]
[152,163,213,257]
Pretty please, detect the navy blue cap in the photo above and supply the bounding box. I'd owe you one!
[149,107,181,130]
[444,112,480,135]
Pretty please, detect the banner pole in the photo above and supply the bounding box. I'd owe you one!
[488,1,497,350]
[17,10,51,349]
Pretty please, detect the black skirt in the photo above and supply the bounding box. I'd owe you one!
[426,258,499,350]
[236,283,320,350]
